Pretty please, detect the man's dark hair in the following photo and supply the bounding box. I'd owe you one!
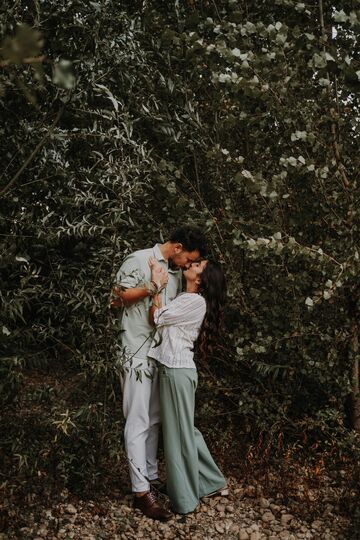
[169,226,207,257]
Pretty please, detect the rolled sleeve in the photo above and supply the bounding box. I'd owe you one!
[115,254,145,289]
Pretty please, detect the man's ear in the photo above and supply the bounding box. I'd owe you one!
[173,242,183,254]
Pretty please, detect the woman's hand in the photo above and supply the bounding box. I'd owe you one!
[148,257,166,325]
[149,256,168,289]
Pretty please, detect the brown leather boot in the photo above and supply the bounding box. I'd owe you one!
[133,491,172,521]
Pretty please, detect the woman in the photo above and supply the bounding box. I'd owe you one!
[147,257,228,514]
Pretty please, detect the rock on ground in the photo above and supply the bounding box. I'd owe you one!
[3,477,350,540]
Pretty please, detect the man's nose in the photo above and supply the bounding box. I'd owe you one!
[184,262,191,269]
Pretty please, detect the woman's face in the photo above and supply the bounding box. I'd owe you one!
[183,260,208,283]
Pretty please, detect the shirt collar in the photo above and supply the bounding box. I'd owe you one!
[153,243,166,262]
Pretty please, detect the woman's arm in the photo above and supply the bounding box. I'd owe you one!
[148,256,167,323]
[151,294,206,327]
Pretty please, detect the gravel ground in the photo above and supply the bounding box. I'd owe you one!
[3,476,351,540]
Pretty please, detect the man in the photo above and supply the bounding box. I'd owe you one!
[112,226,207,520]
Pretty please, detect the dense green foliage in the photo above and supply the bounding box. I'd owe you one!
[1,0,359,498]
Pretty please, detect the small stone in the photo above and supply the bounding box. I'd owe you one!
[226,505,235,513]
[250,532,261,540]
[239,530,249,540]
[215,523,225,534]
[307,491,316,502]
[66,504,77,515]
[244,485,256,498]
[262,511,275,523]
[279,532,290,540]
[216,503,226,513]
[259,497,270,508]
[280,514,293,527]
[324,503,334,515]
[311,520,323,530]
[269,537,278,540]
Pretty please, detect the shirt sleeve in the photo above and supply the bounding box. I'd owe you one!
[115,254,146,289]
[154,294,206,327]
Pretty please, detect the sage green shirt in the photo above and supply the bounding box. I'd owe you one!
[116,244,182,361]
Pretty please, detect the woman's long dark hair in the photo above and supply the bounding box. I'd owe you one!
[197,260,227,360]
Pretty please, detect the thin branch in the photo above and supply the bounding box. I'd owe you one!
[211,0,222,22]
[318,0,350,190]
[0,106,64,197]
[193,151,201,194]
[0,55,46,68]
[330,110,350,189]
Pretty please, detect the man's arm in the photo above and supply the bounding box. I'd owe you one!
[112,252,151,308]
[112,285,151,308]
[112,264,168,309]
[111,253,168,308]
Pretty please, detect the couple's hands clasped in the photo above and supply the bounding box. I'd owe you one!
[148,256,168,290]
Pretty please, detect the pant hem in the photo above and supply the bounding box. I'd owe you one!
[199,481,226,498]
[172,504,198,515]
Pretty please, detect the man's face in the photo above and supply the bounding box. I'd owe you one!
[170,246,201,269]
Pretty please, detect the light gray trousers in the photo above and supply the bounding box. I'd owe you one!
[121,357,160,492]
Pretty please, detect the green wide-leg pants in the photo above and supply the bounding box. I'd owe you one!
[159,365,226,514]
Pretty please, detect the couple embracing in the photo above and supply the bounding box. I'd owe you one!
[112,226,228,520]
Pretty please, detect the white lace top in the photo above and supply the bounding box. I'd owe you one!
[147,293,206,369]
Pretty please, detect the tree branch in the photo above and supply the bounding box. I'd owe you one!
[0,55,46,68]
[318,0,350,190]
[0,106,64,197]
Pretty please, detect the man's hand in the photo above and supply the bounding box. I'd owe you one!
[110,286,125,308]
